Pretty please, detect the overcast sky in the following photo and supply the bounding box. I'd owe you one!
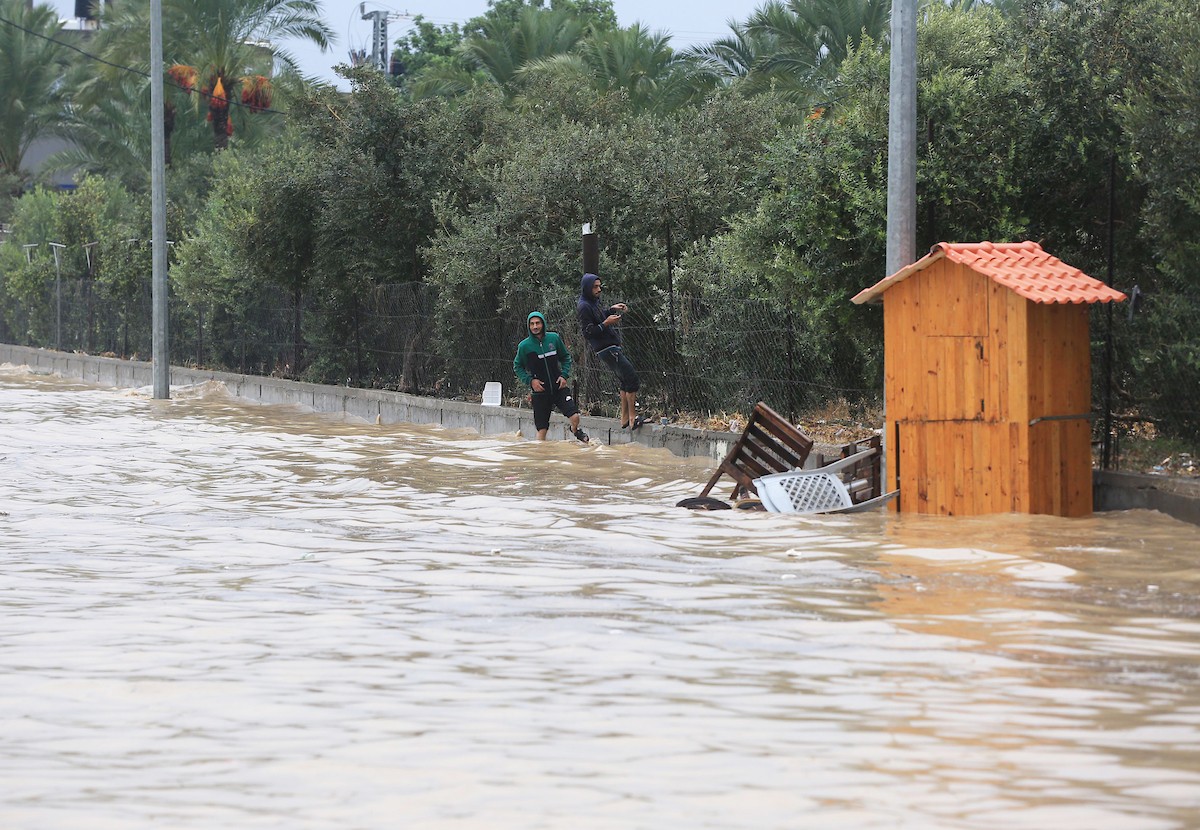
[48,0,766,90]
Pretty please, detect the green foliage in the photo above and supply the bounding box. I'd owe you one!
[0,0,70,182]
[172,148,271,367]
[689,0,1184,413]
[739,0,892,105]
[466,0,618,35]
[391,17,468,85]
[0,179,145,350]
[916,4,1030,246]
[306,73,513,290]
[4,0,1197,443]
[173,150,258,310]
[690,40,891,396]
[393,1,617,92]
[172,73,521,381]
[523,23,709,113]
[1117,0,1200,436]
[0,171,21,217]
[998,0,1156,271]
[411,5,587,99]
[0,188,59,340]
[422,82,789,386]
[1121,1,1200,289]
[67,0,332,159]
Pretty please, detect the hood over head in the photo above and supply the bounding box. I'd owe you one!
[527,310,547,335]
[580,273,599,300]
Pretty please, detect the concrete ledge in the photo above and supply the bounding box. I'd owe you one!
[0,344,776,463]
[1094,470,1200,527]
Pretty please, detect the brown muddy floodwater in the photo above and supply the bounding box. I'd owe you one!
[1,366,1199,830]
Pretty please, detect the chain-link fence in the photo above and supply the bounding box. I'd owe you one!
[1092,291,1200,476]
[3,270,1196,475]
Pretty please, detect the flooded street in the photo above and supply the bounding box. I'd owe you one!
[2,366,1199,829]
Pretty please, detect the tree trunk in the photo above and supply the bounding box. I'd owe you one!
[212,109,229,151]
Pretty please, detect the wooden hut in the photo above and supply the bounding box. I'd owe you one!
[851,241,1126,517]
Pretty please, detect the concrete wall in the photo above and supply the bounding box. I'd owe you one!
[0,344,758,463]
[1094,471,1200,527]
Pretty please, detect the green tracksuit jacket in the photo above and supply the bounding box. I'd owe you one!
[514,316,572,389]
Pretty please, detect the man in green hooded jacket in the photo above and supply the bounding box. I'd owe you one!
[513,311,589,443]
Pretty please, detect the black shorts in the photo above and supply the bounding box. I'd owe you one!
[532,385,579,430]
[597,347,640,392]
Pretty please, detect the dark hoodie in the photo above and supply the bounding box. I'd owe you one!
[577,273,621,353]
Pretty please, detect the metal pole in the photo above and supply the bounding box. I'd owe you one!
[884,0,917,504]
[786,305,797,422]
[362,9,389,73]
[665,222,678,411]
[581,223,599,409]
[150,0,170,398]
[49,242,65,350]
[1102,152,1117,469]
[886,0,917,276]
[582,222,599,275]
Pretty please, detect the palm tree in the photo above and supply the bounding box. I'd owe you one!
[74,0,333,152]
[686,23,767,83]
[47,72,216,189]
[0,0,70,188]
[523,23,703,112]
[730,0,891,104]
[411,6,585,99]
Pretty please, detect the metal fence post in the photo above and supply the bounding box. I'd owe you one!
[49,243,66,351]
[83,241,98,353]
[1102,152,1117,470]
[666,223,678,412]
[786,304,798,423]
[581,223,600,411]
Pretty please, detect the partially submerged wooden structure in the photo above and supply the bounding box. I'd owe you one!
[698,403,813,501]
[689,402,885,510]
[851,241,1126,517]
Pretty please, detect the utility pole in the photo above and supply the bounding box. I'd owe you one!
[150,0,170,398]
[358,5,410,73]
[886,0,917,277]
[884,0,917,499]
[362,5,389,73]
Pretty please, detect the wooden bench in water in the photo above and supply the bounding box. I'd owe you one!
[698,403,815,501]
[813,434,884,509]
[684,402,886,511]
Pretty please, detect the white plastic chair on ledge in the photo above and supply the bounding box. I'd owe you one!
[754,448,897,514]
[482,382,502,407]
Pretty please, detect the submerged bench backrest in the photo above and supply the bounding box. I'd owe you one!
[699,402,815,500]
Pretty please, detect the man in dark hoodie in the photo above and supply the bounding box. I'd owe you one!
[577,273,644,430]
[513,311,589,443]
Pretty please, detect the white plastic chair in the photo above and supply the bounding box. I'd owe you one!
[754,448,896,514]
[482,382,502,406]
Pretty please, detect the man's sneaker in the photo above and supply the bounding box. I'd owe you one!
[574,427,590,443]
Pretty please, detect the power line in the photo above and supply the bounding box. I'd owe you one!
[0,13,290,116]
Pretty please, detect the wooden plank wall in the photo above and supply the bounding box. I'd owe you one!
[883,262,1093,516]
[895,421,1017,515]
[885,262,1005,514]
[1024,303,1093,516]
[1025,302,1091,420]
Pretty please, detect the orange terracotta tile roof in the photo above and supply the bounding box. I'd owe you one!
[851,241,1128,305]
